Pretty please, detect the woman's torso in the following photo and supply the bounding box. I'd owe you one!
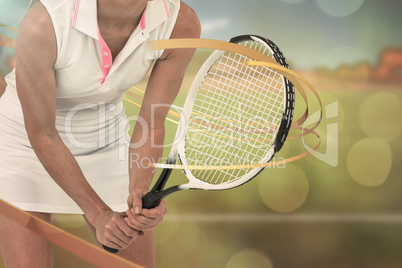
[0,0,180,155]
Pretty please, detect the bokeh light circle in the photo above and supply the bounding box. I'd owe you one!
[226,249,274,268]
[315,0,365,17]
[358,92,402,142]
[154,202,180,245]
[174,223,201,251]
[259,164,309,212]
[156,222,209,265]
[346,138,392,187]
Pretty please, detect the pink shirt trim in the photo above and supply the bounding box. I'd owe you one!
[72,0,172,85]
[140,12,146,30]
[162,0,170,17]
[97,28,113,85]
[72,0,81,27]
[140,0,169,31]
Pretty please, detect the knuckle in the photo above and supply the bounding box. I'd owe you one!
[104,233,112,240]
[126,215,134,223]
[152,211,162,218]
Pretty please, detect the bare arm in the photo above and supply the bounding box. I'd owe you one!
[0,76,5,97]
[126,2,201,229]
[16,3,136,250]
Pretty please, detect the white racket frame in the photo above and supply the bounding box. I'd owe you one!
[170,36,285,191]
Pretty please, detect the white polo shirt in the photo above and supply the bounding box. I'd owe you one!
[0,0,180,213]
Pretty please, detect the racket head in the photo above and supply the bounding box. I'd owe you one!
[176,35,295,191]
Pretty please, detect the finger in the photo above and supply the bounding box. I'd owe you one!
[131,192,143,215]
[125,207,137,225]
[108,216,135,245]
[124,216,160,231]
[123,217,153,234]
[125,200,167,232]
[126,210,160,226]
[117,217,139,238]
[102,229,128,250]
[140,203,167,219]
[128,210,162,224]
[124,212,162,231]
[128,203,167,228]
[123,210,150,231]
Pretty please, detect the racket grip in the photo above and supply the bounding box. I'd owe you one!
[101,192,162,253]
[103,245,119,253]
[101,193,160,253]
[142,192,161,209]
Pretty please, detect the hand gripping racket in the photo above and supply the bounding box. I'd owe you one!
[103,35,295,253]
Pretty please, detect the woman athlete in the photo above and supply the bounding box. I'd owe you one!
[0,0,200,267]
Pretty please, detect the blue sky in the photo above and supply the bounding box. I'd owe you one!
[1,0,401,70]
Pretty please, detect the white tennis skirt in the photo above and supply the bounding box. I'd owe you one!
[0,97,131,214]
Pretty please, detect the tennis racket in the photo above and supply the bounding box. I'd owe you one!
[103,34,295,253]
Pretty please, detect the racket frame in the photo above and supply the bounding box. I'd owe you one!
[144,34,295,202]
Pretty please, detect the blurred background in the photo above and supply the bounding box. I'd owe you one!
[1,0,402,267]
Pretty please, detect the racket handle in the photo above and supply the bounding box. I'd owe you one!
[142,191,161,209]
[103,245,119,253]
[101,189,173,253]
[101,193,161,254]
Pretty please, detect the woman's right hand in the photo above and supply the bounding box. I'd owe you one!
[90,208,139,251]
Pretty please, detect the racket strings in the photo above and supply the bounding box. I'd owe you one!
[187,57,282,183]
[192,54,283,136]
[212,51,281,180]
[196,52,270,163]
[225,41,285,180]
[185,40,286,185]
[198,65,282,124]
[221,45,284,180]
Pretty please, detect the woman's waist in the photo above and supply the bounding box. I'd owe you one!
[0,90,131,154]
